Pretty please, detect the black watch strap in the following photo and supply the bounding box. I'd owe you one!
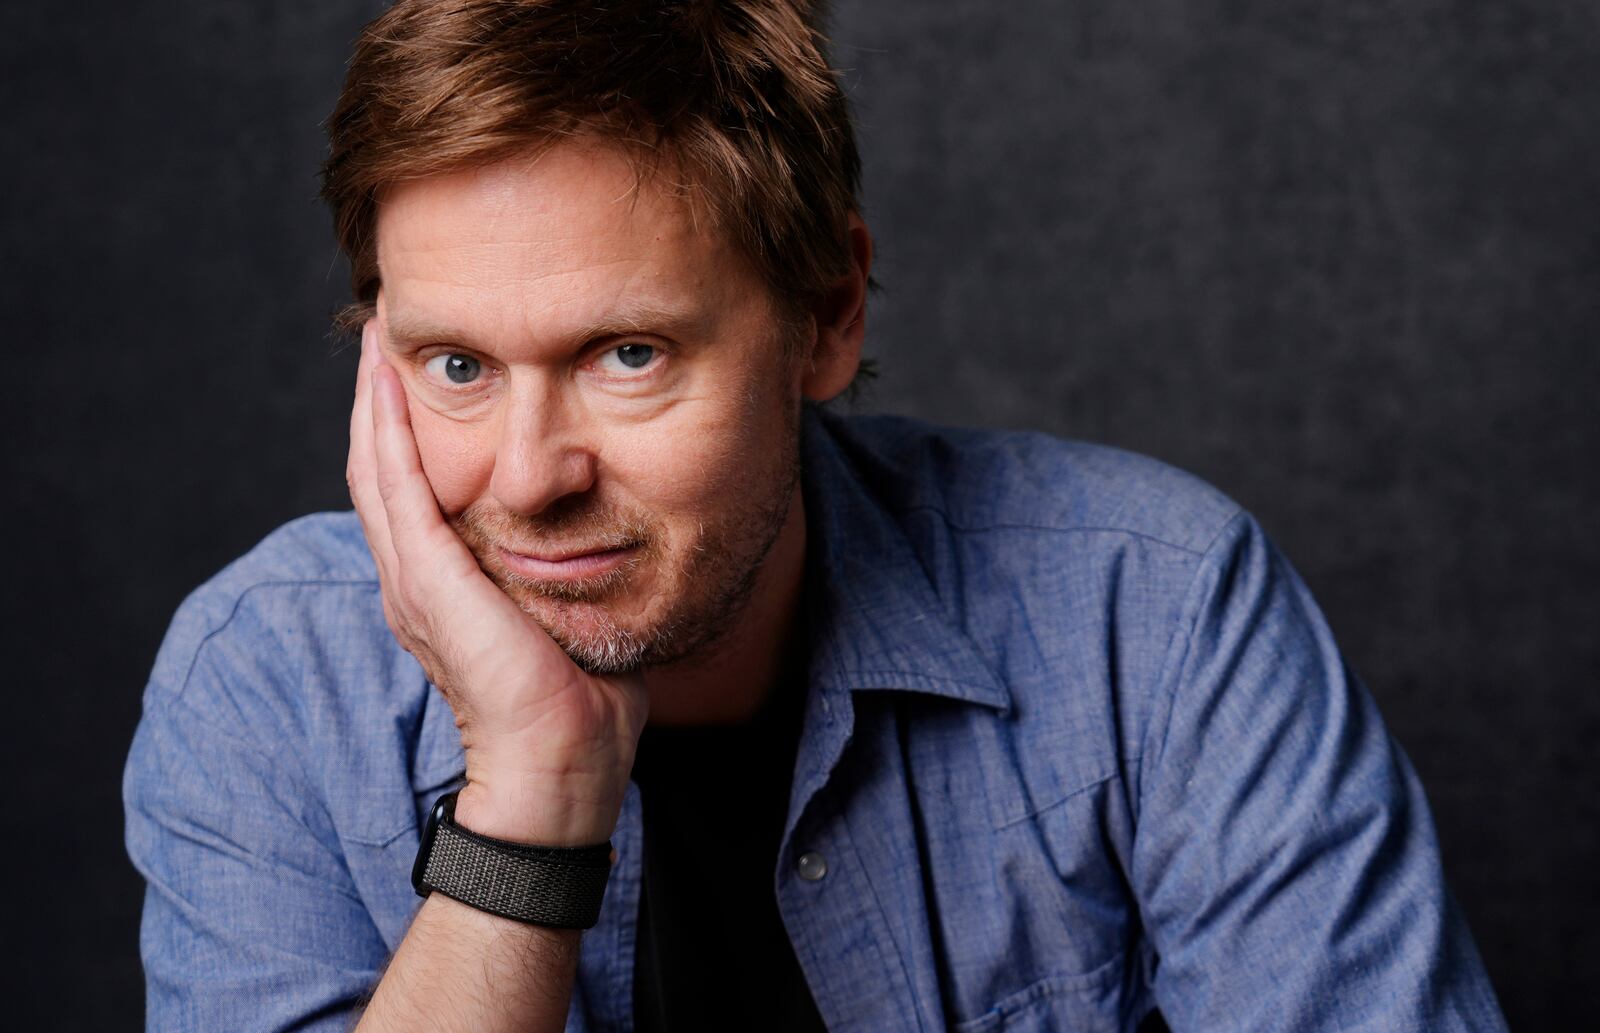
[412,789,613,929]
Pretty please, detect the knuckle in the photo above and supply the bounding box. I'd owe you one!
[412,604,442,646]
[381,577,418,631]
[390,617,419,654]
[392,568,418,609]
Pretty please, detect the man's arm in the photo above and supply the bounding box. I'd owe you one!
[124,655,393,1032]
[346,321,646,1033]
[125,322,644,1033]
[1130,511,1508,1032]
[348,744,604,1033]
[122,586,597,1033]
[357,894,580,1033]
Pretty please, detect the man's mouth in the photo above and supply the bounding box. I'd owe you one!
[497,543,640,582]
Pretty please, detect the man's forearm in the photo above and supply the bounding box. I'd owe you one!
[345,330,645,1032]
[355,890,581,1033]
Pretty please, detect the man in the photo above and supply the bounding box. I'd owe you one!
[123,2,1509,1031]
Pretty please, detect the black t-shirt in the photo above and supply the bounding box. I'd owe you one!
[630,637,829,1032]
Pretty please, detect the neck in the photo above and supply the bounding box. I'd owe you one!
[639,484,808,725]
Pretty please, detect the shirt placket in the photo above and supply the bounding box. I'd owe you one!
[773,683,930,1033]
[572,779,644,1033]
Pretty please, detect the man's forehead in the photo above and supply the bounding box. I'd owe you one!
[371,142,762,346]
[375,142,714,267]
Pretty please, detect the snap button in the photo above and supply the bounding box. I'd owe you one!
[797,851,828,882]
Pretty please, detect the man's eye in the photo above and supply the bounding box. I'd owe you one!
[423,353,482,386]
[595,343,659,374]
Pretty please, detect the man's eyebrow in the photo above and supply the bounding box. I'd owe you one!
[382,314,465,350]
[569,304,717,342]
[382,304,716,351]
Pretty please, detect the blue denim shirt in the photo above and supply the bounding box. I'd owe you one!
[124,404,1508,1032]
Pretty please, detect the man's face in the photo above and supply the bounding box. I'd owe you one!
[373,140,807,673]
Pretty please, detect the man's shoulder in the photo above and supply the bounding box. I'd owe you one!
[810,409,1258,814]
[815,407,1243,557]
[146,511,385,702]
[128,511,446,912]
[208,510,377,591]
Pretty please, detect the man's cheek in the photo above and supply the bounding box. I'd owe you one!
[409,411,492,516]
[597,401,746,490]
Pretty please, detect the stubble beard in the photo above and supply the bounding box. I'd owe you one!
[449,414,802,676]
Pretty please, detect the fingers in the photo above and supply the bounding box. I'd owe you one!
[369,349,483,588]
[349,319,555,703]
[370,363,431,532]
[347,323,393,567]
[347,321,399,583]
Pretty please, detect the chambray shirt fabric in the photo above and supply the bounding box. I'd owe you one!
[124,404,1509,1032]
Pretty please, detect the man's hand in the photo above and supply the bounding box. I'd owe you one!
[346,319,647,846]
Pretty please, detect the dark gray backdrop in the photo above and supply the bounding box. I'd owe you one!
[5,0,1595,1027]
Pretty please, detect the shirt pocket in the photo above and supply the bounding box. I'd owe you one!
[935,773,1143,1030]
[952,954,1132,1033]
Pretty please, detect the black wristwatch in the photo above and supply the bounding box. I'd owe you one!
[411,789,614,929]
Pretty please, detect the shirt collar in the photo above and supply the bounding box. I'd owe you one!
[798,404,1011,713]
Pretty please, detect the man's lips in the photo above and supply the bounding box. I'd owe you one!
[510,541,630,562]
[497,543,639,581]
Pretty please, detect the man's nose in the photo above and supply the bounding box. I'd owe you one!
[487,384,598,516]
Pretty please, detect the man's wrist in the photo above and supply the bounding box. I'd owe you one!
[452,780,620,847]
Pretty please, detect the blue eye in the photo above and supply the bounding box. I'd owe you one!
[596,343,660,375]
[615,344,654,369]
[423,353,481,385]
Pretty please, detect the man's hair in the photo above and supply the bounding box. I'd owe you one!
[319,0,865,345]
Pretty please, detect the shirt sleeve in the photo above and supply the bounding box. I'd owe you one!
[1130,510,1508,1032]
[123,589,389,1033]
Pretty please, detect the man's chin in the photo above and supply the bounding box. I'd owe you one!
[508,592,664,675]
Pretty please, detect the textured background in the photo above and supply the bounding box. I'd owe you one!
[5,0,1596,1026]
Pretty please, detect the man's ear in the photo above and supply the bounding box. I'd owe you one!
[801,212,873,403]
